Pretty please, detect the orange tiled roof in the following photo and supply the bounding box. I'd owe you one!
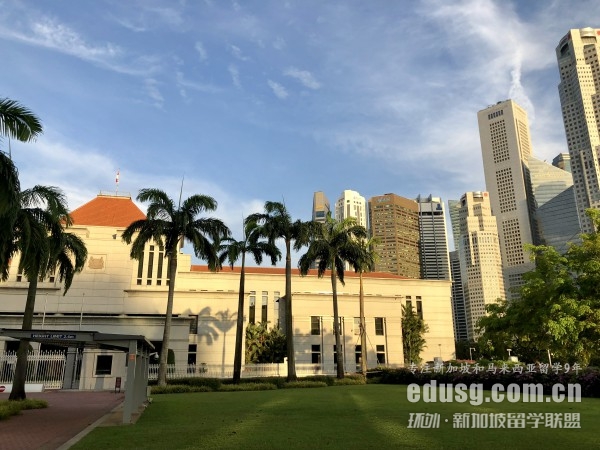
[190,265,411,279]
[70,194,146,227]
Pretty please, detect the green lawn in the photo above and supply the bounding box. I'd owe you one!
[72,385,600,449]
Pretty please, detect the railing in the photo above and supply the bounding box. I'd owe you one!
[0,351,66,389]
[147,363,348,380]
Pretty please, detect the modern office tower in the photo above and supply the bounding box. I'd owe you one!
[335,189,367,227]
[552,153,572,173]
[458,192,506,340]
[447,200,462,250]
[478,99,536,299]
[449,250,468,342]
[416,195,451,280]
[369,193,421,278]
[527,158,582,254]
[311,191,331,269]
[556,28,600,234]
[312,191,330,222]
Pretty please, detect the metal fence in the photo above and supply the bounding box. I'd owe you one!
[147,362,345,381]
[0,351,67,389]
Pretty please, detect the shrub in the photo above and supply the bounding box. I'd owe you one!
[333,378,366,386]
[218,383,278,392]
[302,375,335,386]
[151,385,213,394]
[0,398,48,421]
[283,381,328,389]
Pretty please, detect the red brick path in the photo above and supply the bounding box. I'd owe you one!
[0,390,124,450]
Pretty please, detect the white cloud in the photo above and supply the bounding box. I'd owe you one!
[267,80,288,99]
[144,78,164,108]
[195,41,208,61]
[176,72,223,94]
[228,64,242,89]
[228,44,249,61]
[284,67,321,89]
[273,36,286,50]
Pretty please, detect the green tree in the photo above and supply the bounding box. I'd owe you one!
[0,98,43,144]
[402,304,429,364]
[245,323,286,364]
[2,186,87,400]
[247,201,309,381]
[299,214,367,379]
[352,236,379,375]
[218,218,280,383]
[122,188,230,386]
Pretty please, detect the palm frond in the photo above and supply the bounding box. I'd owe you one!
[0,98,43,143]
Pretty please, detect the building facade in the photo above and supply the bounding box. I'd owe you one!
[556,28,600,234]
[457,192,506,340]
[368,193,421,278]
[0,194,456,388]
[478,100,536,299]
[334,189,367,228]
[416,195,451,280]
[312,191,330,223]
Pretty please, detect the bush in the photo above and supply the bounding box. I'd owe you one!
[164,377,222,391]
[283,381,328,389]
[221,377,283,389]
[301,375,335,386]
[151,385,213,394]
[333,378,366,386]
[0,398,48,421]
[218,383,278,392]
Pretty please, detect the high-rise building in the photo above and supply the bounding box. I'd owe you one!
[556,28,600,234]
[369,193,421,278]
[457,192,506,340]
[527,158,581,254]
[478,99,536,298]
[552,153,571,173]
[449,250,468,342]
[416,195,450,280]
[312,191,330,222]
[447,199,462,250]
[335,190,368,228]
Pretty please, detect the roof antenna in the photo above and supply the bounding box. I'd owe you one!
[115,169,120,194]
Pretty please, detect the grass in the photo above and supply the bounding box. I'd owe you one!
[71,385,600,449]
[0,398,48,420]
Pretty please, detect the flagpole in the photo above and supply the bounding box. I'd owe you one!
[115,169,120,194]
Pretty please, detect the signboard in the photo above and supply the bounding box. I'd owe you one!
[31,333,76,340]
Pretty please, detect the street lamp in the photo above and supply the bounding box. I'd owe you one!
[469,347,475,361]
[507,348,512,359]
[438,344,441,358]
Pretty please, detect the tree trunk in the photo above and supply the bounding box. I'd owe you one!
[359,271,367,376]
[285,238,296,381]
[331,264,344,379]
[233,253,246,383]
[157,248,178,387]
[10,272,38,400]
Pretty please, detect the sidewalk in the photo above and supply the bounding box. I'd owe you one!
[0,390,125,450]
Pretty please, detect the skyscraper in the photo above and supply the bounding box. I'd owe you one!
[478,100,536,298]
[416,194,450,280]
[369,193,421,278]
[552,153,571,173]
[457,192,506,340]
[312,191,330,223]
[335,189,367,227]
[448,199,468,342]
[556,28,600,234]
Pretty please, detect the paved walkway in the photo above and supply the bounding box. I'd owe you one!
[0,390,125,450]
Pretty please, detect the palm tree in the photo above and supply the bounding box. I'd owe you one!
[247,201,309,381]
[122,188,230,387]
[298,214,367,379]
[2,186,87,400]
[217,218,280,383]
[0,98,43,144]
[352,236,379,376]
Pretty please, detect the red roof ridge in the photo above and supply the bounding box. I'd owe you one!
[71,194,146,227]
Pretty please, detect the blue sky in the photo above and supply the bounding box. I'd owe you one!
[1,0,598,258]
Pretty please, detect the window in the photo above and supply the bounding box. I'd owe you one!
[189,315,198,334]
[354,317,361,335]
[249,291,256,324]
[187,344,197,365]
[261,291,268,323]
[416,301,423,320]
[376,345,386,364]
[274,291,280,327]
[406,300,412,311]
[95,355,113,375]
[333,345,343,364]
[375,317,384,336]
[310,316,320,335]
[355,345,362,364]
[311,345,321,364]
